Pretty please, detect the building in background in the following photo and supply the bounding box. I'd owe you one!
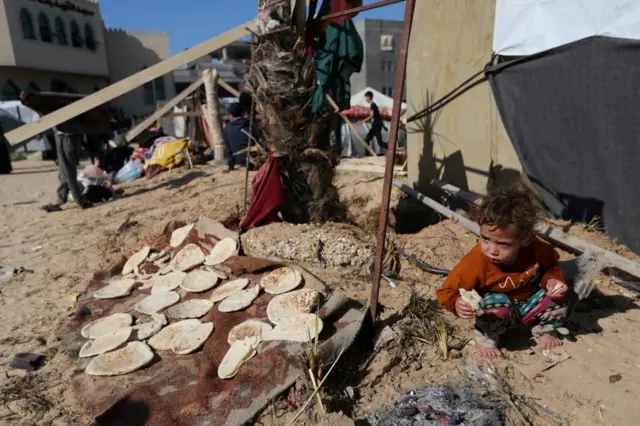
[0,0,174,118]
[173,40,252,98]
[351,19,406,101]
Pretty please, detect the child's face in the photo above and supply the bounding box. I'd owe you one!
[479,224,526,265]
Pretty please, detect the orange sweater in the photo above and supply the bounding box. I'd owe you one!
[436,239,566,313]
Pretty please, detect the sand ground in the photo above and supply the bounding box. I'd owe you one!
[0,160,638,426]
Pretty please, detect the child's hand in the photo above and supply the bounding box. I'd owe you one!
[545,278,568,299]
[454,297,475,320]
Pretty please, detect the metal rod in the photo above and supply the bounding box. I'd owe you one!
[369,0,416,321]
[320,0,405,22]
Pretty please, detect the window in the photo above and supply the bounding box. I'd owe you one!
[154,77,166,101]
[38,13,52,43]
[382,87,387,95]
[54,17,68,45]
[20,9,36,40]
[387,87,393,97]
[381,35,395,52]
[50,79,67,92]
[70,20,82,47]
[1,81,21,101]
[142,67,154,105]
[84,24,96,51]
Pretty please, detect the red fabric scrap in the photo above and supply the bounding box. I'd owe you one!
[240,156,286,232]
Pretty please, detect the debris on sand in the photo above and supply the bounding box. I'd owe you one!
[369,382,506,426]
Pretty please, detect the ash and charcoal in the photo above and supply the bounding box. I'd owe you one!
[368,382,506,426]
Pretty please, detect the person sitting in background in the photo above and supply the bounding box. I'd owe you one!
[223,103,261,172]
[436,183,569,360]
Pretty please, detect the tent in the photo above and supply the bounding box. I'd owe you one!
[350,87,406,110]
[0,101,50,151]
[487,0,640,253]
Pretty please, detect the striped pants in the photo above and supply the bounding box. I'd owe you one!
[474,289,567,348]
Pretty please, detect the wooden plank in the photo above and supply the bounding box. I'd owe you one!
[337,163,407,176]
[430,179,640,279]
[125,78,204,142]
[6,22,254,145]
[325,94,378,157]
[219,79,240,98]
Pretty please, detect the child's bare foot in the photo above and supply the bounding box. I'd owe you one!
[535,334,563,350]
[476,340,502,360]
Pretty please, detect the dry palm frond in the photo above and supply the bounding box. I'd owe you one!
[436,316,448,360]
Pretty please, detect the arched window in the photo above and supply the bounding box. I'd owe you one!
[84,24,96,51]
[70,20,82,48]
[142,66,154,105]
[154,77,166,101]
[20,9,36,40]
[1,81,21,101]
[38,12,52,43]
[54,17,68,45]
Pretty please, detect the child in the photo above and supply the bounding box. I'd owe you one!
[436,184,569,359]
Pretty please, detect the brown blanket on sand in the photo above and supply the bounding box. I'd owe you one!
[62,218,366,426]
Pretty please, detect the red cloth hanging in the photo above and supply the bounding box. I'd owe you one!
[240,156,286,232]
[306,0,362,54]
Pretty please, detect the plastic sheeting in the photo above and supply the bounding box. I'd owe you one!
[493,0,640,56]
[0,102,49,151]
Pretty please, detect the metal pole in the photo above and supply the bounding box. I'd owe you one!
[319,0,405,22]
[369,0,415,321]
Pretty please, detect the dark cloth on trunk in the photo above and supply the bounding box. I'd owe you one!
[241,156,286,231]
[487,35,640,254]
[224,117,261,169]
[55,132,84,205]
[0,126,12,175]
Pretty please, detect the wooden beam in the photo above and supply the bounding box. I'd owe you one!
[6,22,254,145]
[325,94,378,157]
[430,179,640,280]
[219,80,240,98]
[126,78,204,142]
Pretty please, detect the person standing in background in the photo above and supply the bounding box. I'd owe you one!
[41,128,91,212]
[358,91,387,153]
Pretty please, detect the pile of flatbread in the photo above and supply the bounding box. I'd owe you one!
[80,225,326,380]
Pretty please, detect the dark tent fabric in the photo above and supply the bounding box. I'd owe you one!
[487,36,640,255]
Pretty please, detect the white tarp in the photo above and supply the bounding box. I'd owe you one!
[0,101,49,151]
[351,87,406,110]
[493,0,640,56]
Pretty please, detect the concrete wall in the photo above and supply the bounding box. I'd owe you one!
[105,29,176,117]
[2,0,108,76]
[352,19,405,99]
[406,0,522,195]
[0,66,107,95]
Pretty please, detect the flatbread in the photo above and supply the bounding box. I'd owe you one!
[164,299,214,319]
[180,270,220,293]
[264,313,323,343]
[158,264,173,275]
[79,327,132,358]
[148,319,213,353]
[122,246,151,275]
[172,321,214,354]
[132,314,167,340]
[210,278,250,303]
[151,271,187,294]
[260,267,302,295]
[170,224,194,248]
[218,285,260,313]
[135,291,180,315]
[459,288,482,311]
[85,342,154,376]
[228,320,273,345]
[203,266,229,280]
[218,337,259,379]
[171,244,206,272]
[81,313,133,339]
[266,289,321,324]
[205,237,238,266]
[94,278,138,299]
